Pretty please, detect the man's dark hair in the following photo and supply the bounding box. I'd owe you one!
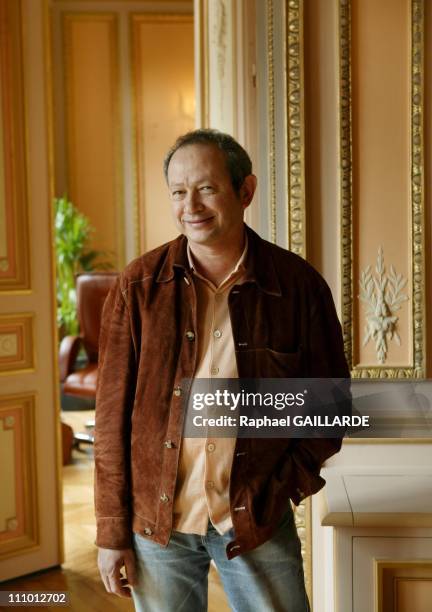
[163,128,253,194]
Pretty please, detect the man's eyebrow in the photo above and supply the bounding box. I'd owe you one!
[169,177,214,188]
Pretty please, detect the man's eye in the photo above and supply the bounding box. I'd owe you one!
[171,190,184,198]
[200,186,213,192]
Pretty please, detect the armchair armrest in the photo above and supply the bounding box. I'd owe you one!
[59,335,82,382]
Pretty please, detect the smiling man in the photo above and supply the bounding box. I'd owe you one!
[94,129,349,611]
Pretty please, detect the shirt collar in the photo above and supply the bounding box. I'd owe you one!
[186,231,249,277]
[156,224,281,297]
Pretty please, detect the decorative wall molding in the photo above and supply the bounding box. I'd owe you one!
[359,247,408,364]
[294,498,312,605]
[286,0,306,258]
[0,313,35,375]
[258,0,306,252]
[212,0,227,110]
[266,0,276,244]
[339,0,426,378]
[0,0,30,292]
[0,394,38,558]
[339,0,353,372]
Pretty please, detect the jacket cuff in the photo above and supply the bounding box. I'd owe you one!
[290,473,326,506]
[95,516,132,549]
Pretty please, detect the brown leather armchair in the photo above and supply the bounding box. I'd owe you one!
[59,271,119,398]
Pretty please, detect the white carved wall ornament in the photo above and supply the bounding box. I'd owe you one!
[359,246,408,364]
[210,0,227,121]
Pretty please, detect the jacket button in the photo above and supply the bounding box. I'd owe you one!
[185,330,195,341]
[144,527,153,536]
[160,493,169,503]
[297,488,305,499]
[173,387,182,397]
[164,439,174,448]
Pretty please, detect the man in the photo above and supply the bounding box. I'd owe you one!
[95,129,349,611]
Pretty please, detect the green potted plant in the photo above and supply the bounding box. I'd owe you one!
[54,196,112,338]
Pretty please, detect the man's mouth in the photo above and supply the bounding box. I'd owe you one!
[183,217,214,226]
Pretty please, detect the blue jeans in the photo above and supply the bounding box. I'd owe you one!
[131,507,310,612]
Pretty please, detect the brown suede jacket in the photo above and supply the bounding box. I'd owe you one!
[94,224,350,559]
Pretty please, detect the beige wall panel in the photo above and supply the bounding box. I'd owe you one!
[132,15,194,253]
[396,580,432,611]
[378,562,432,612]
[0,396,38,559]
[304,0,339,288]
[352,0,411,367]
[64,13,123,267]
[0,0,30,291]
[340,0,426,377]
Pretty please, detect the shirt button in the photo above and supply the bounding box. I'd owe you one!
[210,366,219,375]
[185,330,195,341]
[163,440,174,448]
[207,480,215,489]
[144,527,153,536]
[213,329,222,338]
[173,386,182,397]
[160,493,169,503]
[207,443,216,452]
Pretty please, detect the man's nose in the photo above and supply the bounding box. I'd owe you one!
[183,190,204,214]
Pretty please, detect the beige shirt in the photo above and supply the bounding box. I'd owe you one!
[172,238,248,535]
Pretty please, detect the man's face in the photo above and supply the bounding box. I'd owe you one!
[167,143,251,247]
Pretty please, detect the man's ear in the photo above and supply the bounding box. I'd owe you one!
[240,174,257,209]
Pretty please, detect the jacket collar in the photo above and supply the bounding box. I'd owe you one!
[156,224,282,297]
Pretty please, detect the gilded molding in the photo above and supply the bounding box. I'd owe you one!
[339,0,353,373]
[294,499,312,604]
[267,0,276,243]
[339,0,425,378]
[286,0,306,258]
[411,0,426,378]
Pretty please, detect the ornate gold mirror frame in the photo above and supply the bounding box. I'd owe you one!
[339,0,426,379]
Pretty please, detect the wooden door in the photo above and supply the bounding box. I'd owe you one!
[0,0,62,581]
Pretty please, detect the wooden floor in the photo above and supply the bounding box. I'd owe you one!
[1,411,231,612]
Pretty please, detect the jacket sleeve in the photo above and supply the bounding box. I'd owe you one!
[94,276,137,548]
[288,277,350,506]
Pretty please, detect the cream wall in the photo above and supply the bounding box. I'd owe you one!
[132,15,195,252]
[52,0,195,266]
